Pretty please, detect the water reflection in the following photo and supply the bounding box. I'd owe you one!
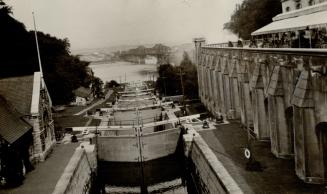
[89,61,158,83]
[98,154,196,194]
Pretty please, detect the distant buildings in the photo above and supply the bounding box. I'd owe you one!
[119,44,170,64]
[144,55,158,65]
[72,87,93,106]
[281,0,327,12]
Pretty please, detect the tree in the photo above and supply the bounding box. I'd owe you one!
[0,1,96,105]
[180,52,198,99]
[91,77,104,98]
[105,80,120,89]
[156,51,198,99]
[224,0,282,40]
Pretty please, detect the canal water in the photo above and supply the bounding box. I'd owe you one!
[89,61,158,83]
[97,155,197,194]
[94,136,198,194]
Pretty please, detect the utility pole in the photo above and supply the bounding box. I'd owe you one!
[179,67,186,115]
[162,76,167,97]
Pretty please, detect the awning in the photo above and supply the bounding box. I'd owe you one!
[252,10,327,36]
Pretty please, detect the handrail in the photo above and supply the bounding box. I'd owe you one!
[202,44,327,56]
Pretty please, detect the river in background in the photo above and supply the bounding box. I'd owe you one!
[89,61,158,83]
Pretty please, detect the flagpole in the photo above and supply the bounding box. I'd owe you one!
[32,12,44,77]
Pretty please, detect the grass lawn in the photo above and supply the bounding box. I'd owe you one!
[54,115,89,129]
[90,119,101,126]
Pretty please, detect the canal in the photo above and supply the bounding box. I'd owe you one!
[95,138,198,194]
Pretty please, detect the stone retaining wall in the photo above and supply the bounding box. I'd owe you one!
[52,144,96,194]
[184,129,243,194]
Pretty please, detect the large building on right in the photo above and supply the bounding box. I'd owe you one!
[281,0,327,12]
[194,0,327,185]
[251,0,327,48]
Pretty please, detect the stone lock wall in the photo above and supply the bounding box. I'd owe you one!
[52,144,96,194]
[183,128,243,194]
[194,39,327,184]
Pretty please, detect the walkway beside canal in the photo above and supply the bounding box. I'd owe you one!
[0,143,79,194]
[199,121,326,194]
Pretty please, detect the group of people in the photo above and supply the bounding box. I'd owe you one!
[229,27,327,49]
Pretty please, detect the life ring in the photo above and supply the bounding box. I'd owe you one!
[244,148,251,159]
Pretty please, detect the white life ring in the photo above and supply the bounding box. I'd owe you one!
[244,148,251,159]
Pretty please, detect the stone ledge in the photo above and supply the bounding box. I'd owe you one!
[192,135,244,194]
[52,148,88,194]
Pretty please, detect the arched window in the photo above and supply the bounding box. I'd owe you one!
[309,0,315,5]
[286,6,290,12]
[296,3,302,9]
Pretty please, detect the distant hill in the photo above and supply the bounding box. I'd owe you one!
[73,42,195,65]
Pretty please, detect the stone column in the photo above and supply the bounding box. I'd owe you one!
[207,55,214,112]
[222,55,232,119]
[237,57,253,127]
[229,56,241,119]
[194,38,206,102]
[267,64,294,158]
[250,62,269,140]
[209,55,217,114]
[212,57,220,117]
[292,70,324,184]
[216,55,225,118]
[29,114,43,162]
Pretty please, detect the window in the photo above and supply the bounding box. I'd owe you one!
[286,6,290,12]
[309,0,315,5]
[296,3,302,9]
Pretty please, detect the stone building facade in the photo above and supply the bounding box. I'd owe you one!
[194,38,327,184]
[281,0,327,12]
[0,72,56,163]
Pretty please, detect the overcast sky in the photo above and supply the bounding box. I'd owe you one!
[5,0,243,50]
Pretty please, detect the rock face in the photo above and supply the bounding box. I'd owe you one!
[194,38,327,184]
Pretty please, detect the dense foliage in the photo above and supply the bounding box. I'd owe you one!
[224,0,282,40]
[0,1,99,105]
[104,80,120,89]
[156,52,198,99]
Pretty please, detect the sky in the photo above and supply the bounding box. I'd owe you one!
[5,0,243,50]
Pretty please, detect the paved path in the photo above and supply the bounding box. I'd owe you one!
[0,143,79,194]
[199,121,326,194]
[74,90,113,116]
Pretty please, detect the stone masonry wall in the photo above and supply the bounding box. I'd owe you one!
[52,144,96,194]
[185,129,243,194]
[194,39,327,184]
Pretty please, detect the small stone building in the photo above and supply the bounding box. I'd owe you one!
[0,96,33,185]
[0,72,56,163]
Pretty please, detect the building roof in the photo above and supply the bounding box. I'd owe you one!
[252,9,327,35]
[0,96,32,144]
[73,87,92,98]
[0,74,34,115]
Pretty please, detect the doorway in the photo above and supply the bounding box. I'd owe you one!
[316,122,327,179]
